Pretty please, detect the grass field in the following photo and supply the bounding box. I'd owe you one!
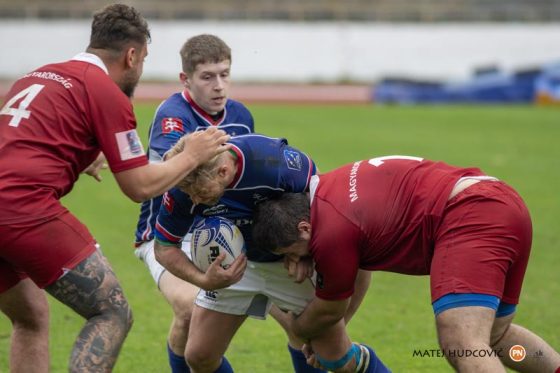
[1,103,559,372]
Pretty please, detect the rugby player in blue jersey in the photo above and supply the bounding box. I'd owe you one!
[133,35,324,373]
[153,134,379,373]
[133,34,255,373]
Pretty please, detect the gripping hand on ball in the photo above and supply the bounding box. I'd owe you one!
[199,253,247,290]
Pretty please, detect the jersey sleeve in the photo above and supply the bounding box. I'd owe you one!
[311,197,362,301]
[240,104,255,132]
[148,100,196,161]
[85,68,148,173]
[278,144,316,192]
[154,188,196,245]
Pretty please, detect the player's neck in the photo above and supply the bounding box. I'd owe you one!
[224,151,239,187]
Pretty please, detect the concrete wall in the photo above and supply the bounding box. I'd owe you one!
[2,20,560,83]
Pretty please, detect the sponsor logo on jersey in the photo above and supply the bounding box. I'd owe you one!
[162,192,174,213]
[115,129,144,160]
[252,193,268,204]
[161,117,184,134]
[284,149,302,171]
[202,204,228,215]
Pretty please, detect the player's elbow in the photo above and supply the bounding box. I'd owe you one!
[114,166,159,202]
[122,188,150,203]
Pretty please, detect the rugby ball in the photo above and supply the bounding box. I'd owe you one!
[190,216,246,272]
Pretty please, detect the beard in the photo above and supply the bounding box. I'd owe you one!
[119,69,140,98]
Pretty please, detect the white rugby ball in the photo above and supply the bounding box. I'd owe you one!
[190,216,246,272]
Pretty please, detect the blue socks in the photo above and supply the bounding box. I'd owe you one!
[214,356,234,373]
[313,343,391,373]
[167,343,190,373]
[168,341,385,373]
[288,344,326,373]
[355,344,391,373]
[167,344,232,373]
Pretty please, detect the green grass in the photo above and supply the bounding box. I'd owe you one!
[1,104,559,372]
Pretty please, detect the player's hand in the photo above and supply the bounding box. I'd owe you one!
[182,127,232,165]
[302,344,321,368]
[83,152,107,182]
[200,252,247,290]
[284,256,314,283]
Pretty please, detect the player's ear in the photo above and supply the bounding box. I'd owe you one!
[124,46,136,69]
[297,221,312,240]
[180,72,190,88]
[216,163,228,179]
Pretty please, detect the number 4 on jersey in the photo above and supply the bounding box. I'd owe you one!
[0,84,45,127]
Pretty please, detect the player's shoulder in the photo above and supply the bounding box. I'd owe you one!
[229,133,286,147]
[153,92,198,128]
[225,99,252,117]
[157,92,190,114]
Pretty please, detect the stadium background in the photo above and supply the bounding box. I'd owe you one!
[1,1,559,372]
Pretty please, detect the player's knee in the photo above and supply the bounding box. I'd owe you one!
[9,297,49,332]
[171,296,195,323]
[100,291,134,334]
[436,319,472,353]
[185,347,220,372]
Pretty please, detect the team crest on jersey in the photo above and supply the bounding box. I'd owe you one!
[284,150,302,171]
[115,129,144,161]
[162,192,174,213]
[161,117,184,134]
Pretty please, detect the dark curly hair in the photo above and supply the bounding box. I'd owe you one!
[89,4,150,52]
[252,193,310,253]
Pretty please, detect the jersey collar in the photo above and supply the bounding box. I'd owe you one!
[182,90,226,126]
[226,144,244,189]
[309,175,320,206]
[71,52,108,74]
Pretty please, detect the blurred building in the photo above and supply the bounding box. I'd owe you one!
[1,0,560,22]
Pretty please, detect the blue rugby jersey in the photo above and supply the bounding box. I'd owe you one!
[134,90,254,246]
[154,134,317,262]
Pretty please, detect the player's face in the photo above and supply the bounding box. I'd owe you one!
[275,240,310,263]
[189,185,223,206]
[184,60,231,115]
[121,43,148,98]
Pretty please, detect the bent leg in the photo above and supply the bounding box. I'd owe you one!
[491,313,560,372]
[437,306,505,372]
[185,304,246,373]
[159,270,199,371]
[0,278,49,373]
[46,250,133,373]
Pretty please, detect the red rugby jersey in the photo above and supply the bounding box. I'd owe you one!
[309,156,484,300]
[0,53,148,224]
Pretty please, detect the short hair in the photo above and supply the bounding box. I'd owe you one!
[252,193,310,253]
[180,34,231,75]
[88,4,150,52]
[166,136,225,203]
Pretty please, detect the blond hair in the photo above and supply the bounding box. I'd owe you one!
[167,135,226,204]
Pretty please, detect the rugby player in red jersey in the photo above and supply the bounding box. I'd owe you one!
[0,4,230,372]
[253,155,560,373]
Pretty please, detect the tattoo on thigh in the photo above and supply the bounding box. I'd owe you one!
[45,250,131,371]
[46,250,118,317]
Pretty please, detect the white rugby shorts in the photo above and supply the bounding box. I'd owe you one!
[135,239,315,319]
